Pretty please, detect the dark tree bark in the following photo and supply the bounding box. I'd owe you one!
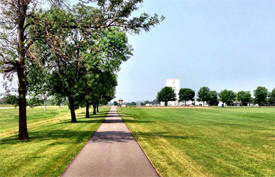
[93,104,96,115]
[165,101,168,107]
[96,104,99,112]
[86,102,90,118]
[17,66,28,140]
[68,96,77,122]
[17,3,28,140]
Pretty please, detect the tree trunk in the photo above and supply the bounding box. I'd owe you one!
[96,104,99,112]
[17,4,28,140]
[165,102,168,107]
[86,102,90,118]
[68,96,77,122]
[93,104,96,115]
[17,66,28,140]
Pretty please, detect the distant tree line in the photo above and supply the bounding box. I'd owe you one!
[0,94,72,107]
[112,100,158,106]
[157,86,275,107]
[0,94,18,106]
[0,0,163,140]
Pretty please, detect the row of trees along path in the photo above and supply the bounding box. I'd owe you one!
[0,0,164,140]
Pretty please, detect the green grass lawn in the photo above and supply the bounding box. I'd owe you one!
[119,107,275,177]
[0,104,14,107]
[0,106,109,177]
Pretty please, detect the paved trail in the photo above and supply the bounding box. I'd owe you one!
[62,106,158,177]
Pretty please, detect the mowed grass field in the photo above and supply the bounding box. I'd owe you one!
[119,107,275,177]
[0,104,14,107]
[0,106,109,177]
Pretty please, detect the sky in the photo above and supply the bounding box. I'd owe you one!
[0,0,274,101]
[115,0,275,102]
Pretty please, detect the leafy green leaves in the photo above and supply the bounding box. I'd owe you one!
[157,87,177,106]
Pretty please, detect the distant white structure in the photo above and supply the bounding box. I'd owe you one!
[161,79,180,106]
[179,100,204,106]
[160,79,206,107]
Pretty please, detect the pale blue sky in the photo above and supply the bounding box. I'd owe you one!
[116,0,275,102]
[0,0,274,101]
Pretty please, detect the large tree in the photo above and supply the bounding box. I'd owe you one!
[219,90,236,106]
[254,86,268,106]
[0,0,64,139]
[178,88,195,105]
[81,70,118,117]
[207,91,219,106]
[157,87,176,106]
[32,8,81,122]
[237,91,251,106]
[78,27,132,117]
[197,87,210,105]
[268,88,275,106]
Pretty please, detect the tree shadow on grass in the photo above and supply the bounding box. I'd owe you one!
[57,119,104,124]
[78,110,110,117]
[0,129,195,145]
[0,129,97,145]
[0,129,99,172]
[0,111,109,145]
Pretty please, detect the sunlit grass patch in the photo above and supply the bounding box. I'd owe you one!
[119,107,275,177]
[0,106,110,177]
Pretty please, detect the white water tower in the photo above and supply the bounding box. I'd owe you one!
[166,79,180,106]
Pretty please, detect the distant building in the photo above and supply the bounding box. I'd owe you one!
[179,100,205,106]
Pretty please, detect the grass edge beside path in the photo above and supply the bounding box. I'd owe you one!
[0,106,110,177]
[118,107,275,177]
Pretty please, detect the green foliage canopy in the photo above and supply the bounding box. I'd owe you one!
[237,91,251,106]
[254,86,268,106]
[157,87,176,106]
[208,91,219,106]
[268,89,275,105]
[219,90,236,106]
[197,87,210,103]
[179,88,195,104]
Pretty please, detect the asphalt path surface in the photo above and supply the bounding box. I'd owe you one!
[62,106,159,177]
